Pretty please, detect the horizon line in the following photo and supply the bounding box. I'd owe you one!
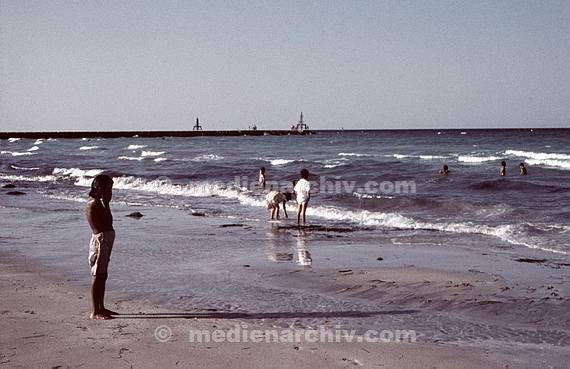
[1,127,570,140]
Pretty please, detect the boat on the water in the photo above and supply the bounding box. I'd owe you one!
[290,112,312,134]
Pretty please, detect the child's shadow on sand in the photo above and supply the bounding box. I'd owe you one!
[112,309,418,319]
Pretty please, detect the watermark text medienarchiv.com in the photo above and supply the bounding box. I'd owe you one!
[149,175,417,196]
[154,324,417,344]
[238,176,417,195]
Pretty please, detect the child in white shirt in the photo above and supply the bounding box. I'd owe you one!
[293,168,311,223]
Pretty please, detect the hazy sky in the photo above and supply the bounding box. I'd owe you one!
[1,1,569,131]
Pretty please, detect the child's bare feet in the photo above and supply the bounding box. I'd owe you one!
[90,312,113,320]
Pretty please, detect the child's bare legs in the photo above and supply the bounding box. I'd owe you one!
[91,274,114,319]
[297,202,307,223]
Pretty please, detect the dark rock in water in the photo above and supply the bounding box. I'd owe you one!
[516,258,546,264]
[376,257,384,261]
[191,212,206,217]
[6,191,25,195]
[220,224,246,228]
[126,212,144,219]
[242,264,251,268]
[2,184,16,189]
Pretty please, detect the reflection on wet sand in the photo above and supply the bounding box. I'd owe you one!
[295,228,312,267]
[266,223,312,267]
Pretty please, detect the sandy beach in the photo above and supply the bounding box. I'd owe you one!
[3,253,559,369]
[1,192,569,368]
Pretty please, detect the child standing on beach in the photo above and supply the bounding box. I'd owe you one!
[294,168,311,223]
[86,174,117,320]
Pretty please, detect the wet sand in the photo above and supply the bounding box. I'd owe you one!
[0,192,569,368]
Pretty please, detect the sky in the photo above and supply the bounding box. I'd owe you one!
[1,0,569,131]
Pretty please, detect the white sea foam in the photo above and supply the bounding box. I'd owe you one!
[505,150,570,170]
[392,154,446,160]
[141,151,165,157]
[319,158,348,168]
[1,151,36,157]
[34,139,44,145]
[338,152,371,157]
[525,159,570,170]
[3,167,103,182]
[10,165,40,171]
[73,175,265,208]
[8,138,21,143]
[118,156,145,161]
[190,154,224,161]
[457,155,500,163]
[52,167,104,178]
[352,192,394,199]
[0,174,55,182]
[127,144,147,150]
[505,150,570,160]
[270,159,295,166]
[154,158,168,162]
[323,163,345,168]
[27,146,40,152]
[79,146,99,151]
[304,206,566,254]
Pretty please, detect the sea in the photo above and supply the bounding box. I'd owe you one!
[2,129,569,255]
[1,129,569,346]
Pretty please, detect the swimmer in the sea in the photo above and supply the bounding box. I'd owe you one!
[499,161,507,176]
[259,167,266,190]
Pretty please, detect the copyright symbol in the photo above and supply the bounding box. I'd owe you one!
[154,325,172,342]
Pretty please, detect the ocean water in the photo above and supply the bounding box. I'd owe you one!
[2,129,569,255]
